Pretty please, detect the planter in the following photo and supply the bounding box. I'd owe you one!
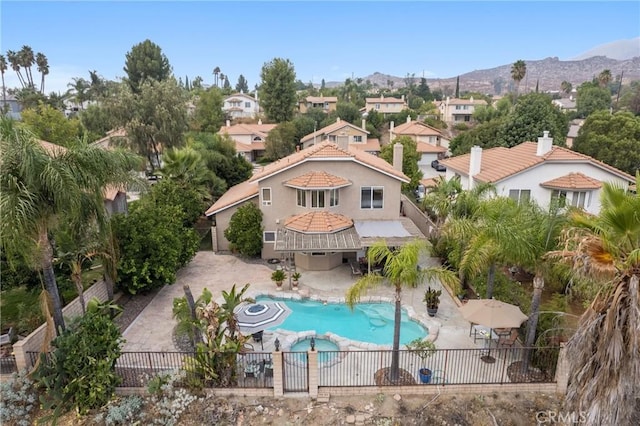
[292,281,299,290]
[419,368,432,384]
[426,307,438,317]
[275,281,283,291]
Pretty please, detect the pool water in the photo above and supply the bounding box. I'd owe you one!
[290,337,339,363]
[256,296,428,345]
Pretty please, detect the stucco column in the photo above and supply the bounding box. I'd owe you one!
[272,350,284,397]
[308,349,318,398]
[555,342,569,395]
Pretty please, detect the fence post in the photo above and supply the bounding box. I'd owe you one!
[554,343,569,394]
[272,350,284,397]
[308,350,318,398]
[12,340,27,371]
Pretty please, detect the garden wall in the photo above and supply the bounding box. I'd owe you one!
[12,280,109,371]
[400,194,436,238]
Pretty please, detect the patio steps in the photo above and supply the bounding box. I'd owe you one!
[317,390,330,403]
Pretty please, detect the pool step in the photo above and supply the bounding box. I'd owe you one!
[317,390,330,403]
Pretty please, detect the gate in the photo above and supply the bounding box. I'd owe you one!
[282,351,309,393]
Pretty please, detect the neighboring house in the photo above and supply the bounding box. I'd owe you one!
[565,119,584,148]
[39,139,128,215]
[390,117,449,172]
[218,120,277,162]
[364,95,407,116]
[440,131,635,215]
[222,91,260,119]
[434,97,487,123]
[299,95,338,113]
[1,93,23,120]
[300,118,380,155]
[92,128,128,150]
[205,141,426,270]
[552,97,577,113]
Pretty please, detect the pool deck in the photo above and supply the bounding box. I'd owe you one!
[122,251,478,353]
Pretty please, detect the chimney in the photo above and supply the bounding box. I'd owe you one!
[470,96,474,103]
[381,94,384,100]
[393,143,403,172]
[469,145,483,189]
[336,117,341,123]
[337,132,349,151]
[390,121,395,132]
[536,131,553,156]
[406,115,411,123]
[361,118,366,130]
[226,119,230,127]
[255,90,258,101]
[446,96,450,104]
[258,118,262,125]
[401,94,405,102]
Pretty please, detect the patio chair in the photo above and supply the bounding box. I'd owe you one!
[497,329,519,348]
[349,260,362,276]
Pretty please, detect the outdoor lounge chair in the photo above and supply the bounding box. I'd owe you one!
[497,329,519,348]
[349,260,362,276]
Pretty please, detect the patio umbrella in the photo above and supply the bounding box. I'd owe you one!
[235,301,292,335]
[459,299,528,329]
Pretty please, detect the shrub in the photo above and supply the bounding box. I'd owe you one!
[0,370,38,426]
[98,396,145,425]
[224,203,263,257]
[146,370,198,426]
[33,299,123,420]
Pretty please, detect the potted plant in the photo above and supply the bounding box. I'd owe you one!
[291,272,301,290]
[423,287,442,317]
[271,269,286,290]
[406,338,436,383]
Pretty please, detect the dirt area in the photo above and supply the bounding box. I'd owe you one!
[42,392,562,425]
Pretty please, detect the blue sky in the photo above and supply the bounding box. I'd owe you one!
[2,1,639,94]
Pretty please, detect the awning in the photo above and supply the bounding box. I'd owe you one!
[275,227,362,252]
[355,217,426,247]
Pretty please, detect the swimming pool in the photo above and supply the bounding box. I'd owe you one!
[255,296,428,345]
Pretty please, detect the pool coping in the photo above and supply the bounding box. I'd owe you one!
[245,290,440,351]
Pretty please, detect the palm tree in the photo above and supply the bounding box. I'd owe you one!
[67,77,90,110]
[551,176,640,425]
[213,66,220,87]
[346,239,458,383]
[35,52,48,94]
[444,197,533,299]
[0,119,142,334]
[560,81,572,95]
[19,45,36,89]
[511,60,527,96]
[160,147,215,200]
[6,50,26,88]
[597,69,612,89]
[0,54,6,106]
[220,283,254,339]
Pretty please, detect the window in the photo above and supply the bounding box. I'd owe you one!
[245,102,251,108]
[353,135,362,143]
[375,103,380,110]
[311,190,325,208]
[297,189,306,207]
[551,190,567,207]
[508,189,530,204]
[263,231,276,243]
[328,135,337,142]
[329,189,339,207]
[572,191,588,208]
[261,188,272,206]
[361,187,383,209]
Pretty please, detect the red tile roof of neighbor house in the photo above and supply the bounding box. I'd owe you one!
[300,120,368,143]
[393,121,443,137]
[218,123,277,138]
[234,140,264,152]
[285,171,351,189]
[350,138,381,153]
[541,172,602,190]
[416,142,447,154]
[92,128,127,149]
[284,211,353,233]
[366,97,405,104]
[205,141,409,216]
[441,142,635,183]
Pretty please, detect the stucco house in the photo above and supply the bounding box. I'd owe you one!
[435,97,487,123]
[300,118,380,155]
[1,93,23,120]
[364,95,407,116]
[299,95,338,113]
[218,120,277,162]
[440,131,635,215]
[222,91,260,119]
[204,140,426,270]
[390,117,449,172]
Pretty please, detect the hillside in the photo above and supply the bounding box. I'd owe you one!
[327,56,640,96]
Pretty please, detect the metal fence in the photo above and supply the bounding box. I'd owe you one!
[0,354,17,375]
[282,351,309,392]
[318,347,560,387]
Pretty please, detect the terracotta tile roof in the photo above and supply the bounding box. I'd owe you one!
[416,142,447,154]
[445,98,488,106]
[224,93,256,102]
[305,96,337,103]
[234,140,264,152]
[218,123,277,138]
[285,171,351,189]
[350,138,381,153]
[366,97,405,104]
[441,142,635,183]
[38,139,67,156]
[300,120,368,143]
[284,211,353,233]
[541,173,602,190]
[250,141,409,183]
[205,180,258,216]
[92,128,127,150]
[420,177,438,188]
[103,185,123,201]
[393,121,443,137]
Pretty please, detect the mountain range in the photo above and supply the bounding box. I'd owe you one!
[326,38,640,95]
